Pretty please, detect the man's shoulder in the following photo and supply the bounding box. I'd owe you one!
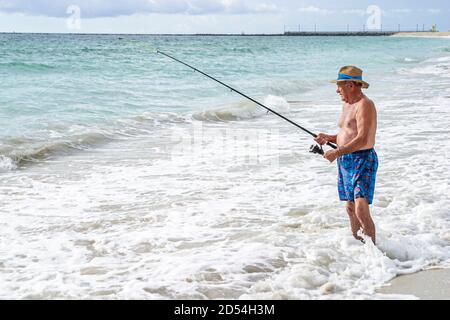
[358,97,376,111]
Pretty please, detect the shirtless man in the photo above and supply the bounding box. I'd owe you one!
[315,66,378,244]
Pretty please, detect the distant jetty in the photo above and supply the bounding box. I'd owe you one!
[284,31,397,36]
[192,31,397,36]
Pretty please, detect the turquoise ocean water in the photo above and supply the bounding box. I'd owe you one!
[1,34,449,166]
[0,34,449,299]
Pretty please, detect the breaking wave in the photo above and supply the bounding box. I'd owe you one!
[0,111,194,172]
[0,132,111,172]
[192,95,290,122]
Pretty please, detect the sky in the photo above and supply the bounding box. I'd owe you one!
[0,0,449,34]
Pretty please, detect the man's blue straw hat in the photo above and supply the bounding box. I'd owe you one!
[331,66,369,89]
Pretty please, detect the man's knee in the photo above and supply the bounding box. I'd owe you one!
[346,201,355,215]
[355,198,371,220]
[355,198,369,211]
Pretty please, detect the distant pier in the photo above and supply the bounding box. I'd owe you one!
[284,31,397,36]
[192,31,404,37]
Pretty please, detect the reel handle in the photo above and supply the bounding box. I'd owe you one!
[309,144,325,156]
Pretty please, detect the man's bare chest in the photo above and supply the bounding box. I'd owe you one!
[339,105,358,130]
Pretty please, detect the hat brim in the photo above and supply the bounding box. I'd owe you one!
[331,79,370,89]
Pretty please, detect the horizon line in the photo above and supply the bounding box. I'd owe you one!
[0,31,416,36]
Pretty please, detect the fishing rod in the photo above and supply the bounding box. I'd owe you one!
[142,43,337,154]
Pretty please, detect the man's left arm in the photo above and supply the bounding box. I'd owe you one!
[324,101,375,162]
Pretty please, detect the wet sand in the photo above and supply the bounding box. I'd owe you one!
[379,269,450,300]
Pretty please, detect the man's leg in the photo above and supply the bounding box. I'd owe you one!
[354,198,376,244]
[346,201,363,241]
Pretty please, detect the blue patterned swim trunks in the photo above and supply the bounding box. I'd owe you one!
[337,149,378,205]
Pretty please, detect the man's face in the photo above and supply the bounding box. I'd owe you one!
[336,82,352,103]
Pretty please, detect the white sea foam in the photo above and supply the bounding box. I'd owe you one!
[0,155,17,172]
[402,56,450,77]
[1,81,449,299]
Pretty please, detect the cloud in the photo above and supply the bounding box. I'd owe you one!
[0,0,279,18]
[340,9,366,16]
[298,6,332,15]
[389,9,413,14]
[427,8,441,14]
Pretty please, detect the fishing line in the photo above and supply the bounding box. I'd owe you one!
[134,41,337,154]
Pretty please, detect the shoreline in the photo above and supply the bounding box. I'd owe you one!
[392,32,450,38]
[378,268,450,300]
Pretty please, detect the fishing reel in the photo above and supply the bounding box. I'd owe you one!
[309,144,324,156]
